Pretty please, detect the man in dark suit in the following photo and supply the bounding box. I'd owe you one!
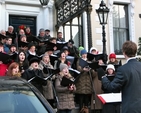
[102,41,141,113]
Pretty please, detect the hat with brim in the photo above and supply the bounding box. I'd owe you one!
[29,57,40,65]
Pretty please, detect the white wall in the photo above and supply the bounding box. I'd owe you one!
[0,0,56,36]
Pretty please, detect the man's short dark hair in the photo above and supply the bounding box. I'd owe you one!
[45,29,50,32]
[57,32,62,35]
[122,41,137,57]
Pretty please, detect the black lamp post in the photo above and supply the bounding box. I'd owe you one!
[139,14,141,18]
[96,0,109,63]
[39,0,49,6]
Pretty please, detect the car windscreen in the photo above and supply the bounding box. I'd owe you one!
[0,90,49,113]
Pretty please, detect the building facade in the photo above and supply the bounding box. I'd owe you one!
[0,0,141,62]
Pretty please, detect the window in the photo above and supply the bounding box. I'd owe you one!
[64,16,83,47]
[113,4,129,55]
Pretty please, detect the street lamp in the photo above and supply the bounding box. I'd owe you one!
[96,0,109,63]
[139,14,141,18]
[39,0,49,6]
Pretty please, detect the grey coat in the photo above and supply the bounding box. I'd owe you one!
[39,60,55,100]
[55,74,76,110]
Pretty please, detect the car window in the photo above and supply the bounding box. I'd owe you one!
[0,90,49,113]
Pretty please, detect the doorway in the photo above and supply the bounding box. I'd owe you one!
[9,15,36,35]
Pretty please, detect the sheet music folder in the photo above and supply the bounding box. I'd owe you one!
[28,75,46,83]
[69,68,80,78]
[61,76,74,87]
[87,53,104,61]
[43,67,60,75]
[97,93,121,104]
[79,58,99,69]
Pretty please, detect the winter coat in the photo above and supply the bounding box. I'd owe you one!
[55,74,76,110]
[21,68,47,94]
[75,59,95,94]
[0,63,8,76]
[91,72,103,110]
[39,60,55,99]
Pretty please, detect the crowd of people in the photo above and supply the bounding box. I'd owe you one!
[1,26,140,113]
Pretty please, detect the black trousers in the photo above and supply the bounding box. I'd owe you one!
[76,94,91,110]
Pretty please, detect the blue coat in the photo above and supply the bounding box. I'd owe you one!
[102,59,141,113]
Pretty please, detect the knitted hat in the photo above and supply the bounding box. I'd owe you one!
[20,34,26,39]
[89,47,98,53]
[62,46,68,51]
[80,49,87,56]
[106,64,115,71]
[78,46,84,51]
[59,63,68,71]
[109,53,116,59]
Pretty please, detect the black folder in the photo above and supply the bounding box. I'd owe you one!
[49,54,58,66]
[18,41,29,47]
[27,54,43,61]
[87,53,104,61]
[28,75,46,83]
[9,52,18,61]
[79,58,99,70]
[79,58,89,68]
[43,67,60,75]
[61,76,74,87]
[0,52,11,63]
[69,68,80,78]
[56,41,68,50]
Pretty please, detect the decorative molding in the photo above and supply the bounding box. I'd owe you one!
[130,0,135,17]
[108,0,113,14]
[109,0,113,6]
[5,0,40,6]
[47,0,54,9]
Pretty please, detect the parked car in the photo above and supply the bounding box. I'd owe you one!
[0,76,56,113]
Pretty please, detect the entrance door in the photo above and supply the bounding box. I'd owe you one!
[9,15,36,35]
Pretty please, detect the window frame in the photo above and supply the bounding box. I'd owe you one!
[112,3,129,55]
[108,0,135,58]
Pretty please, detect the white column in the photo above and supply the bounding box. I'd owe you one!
[42,7,49,29]
[83,12,89,51]
[0,2,2,30]
[47,0,55,36]
[129,0,135,42]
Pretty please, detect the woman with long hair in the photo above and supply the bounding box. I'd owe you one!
[6,62,21,77]
[17,50,29,73]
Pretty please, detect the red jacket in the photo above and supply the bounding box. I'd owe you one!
[0,64,8,76]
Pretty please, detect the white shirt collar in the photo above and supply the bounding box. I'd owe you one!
[126,57,136,63]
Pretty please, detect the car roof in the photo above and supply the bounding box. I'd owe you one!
[0,76,33,89]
